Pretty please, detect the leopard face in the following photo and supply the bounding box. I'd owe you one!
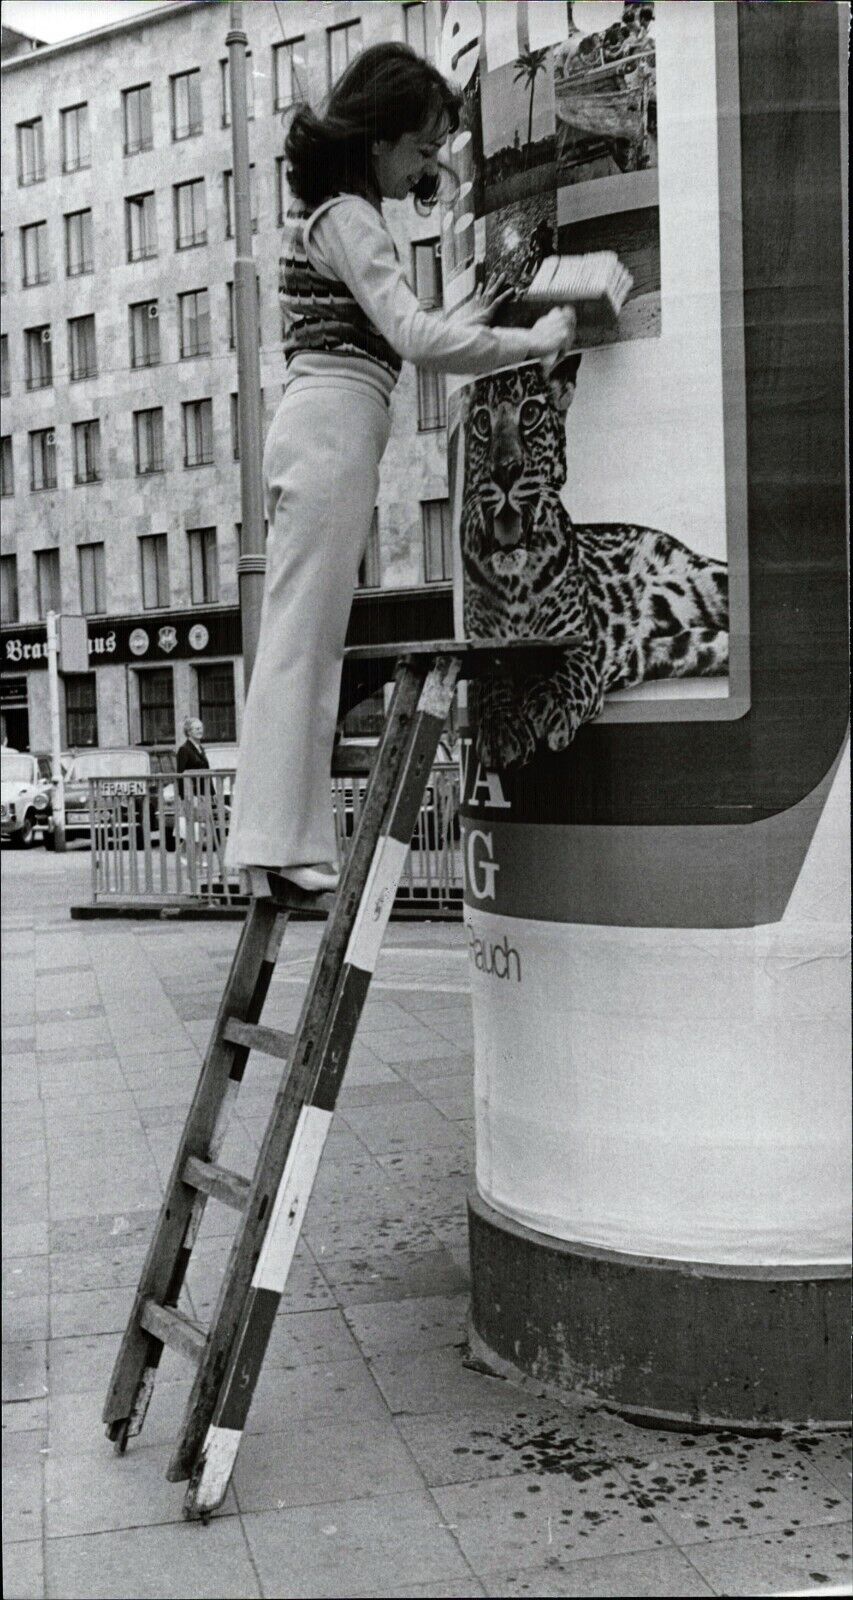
[460,365,575,606]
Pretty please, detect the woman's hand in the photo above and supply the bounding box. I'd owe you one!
[456,271,516,327]
[527,306,577,359]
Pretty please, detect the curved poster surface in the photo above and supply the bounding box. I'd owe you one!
[441,1,850,1264]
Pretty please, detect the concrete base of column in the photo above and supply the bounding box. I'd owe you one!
[467,1191,850,1431]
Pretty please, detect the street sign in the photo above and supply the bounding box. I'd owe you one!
[58,614,89,674]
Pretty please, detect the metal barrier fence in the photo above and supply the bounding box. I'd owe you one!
[87,767,463,913]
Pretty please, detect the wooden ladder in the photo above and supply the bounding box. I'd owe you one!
[102,637,573,1520]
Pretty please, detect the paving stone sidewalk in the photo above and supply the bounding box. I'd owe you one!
[2,850,851,1599]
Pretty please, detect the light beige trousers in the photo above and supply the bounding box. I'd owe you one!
[225,375,391,869]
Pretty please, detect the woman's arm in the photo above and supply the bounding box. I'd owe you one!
[307,197,535,376]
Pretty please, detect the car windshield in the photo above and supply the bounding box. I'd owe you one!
[1,753,33,783]
[66,752,150,780]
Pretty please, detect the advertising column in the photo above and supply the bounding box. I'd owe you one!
[440,0,849,1425]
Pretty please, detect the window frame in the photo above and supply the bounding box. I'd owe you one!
[29,427,58,492]
[182,399,214,468]
[196,661,236,742]
[24,325,53,392]
[357,509,382,590]
[126,191,158,263]
[0,333,8,397]
[61,103,90,173]
[72,419,101,486]
[327,18,362,86]
[174,178,207,251]
[0,436,13,498]
[64,208,94,277]
[137,666,175,745]
[123,83,153,157]
[77,541,106,616]
[0,553,19,625]
[273,35,304,111]
[16,117,45,186]
[188,526,219,606]
[139,532,171,611]
[21,221,49,288]
[68,314,97,382]
[129,299,160,368]
[170,68,203,142]
[35,547,61,617]
[178,288,210,360]
[64,673,99,748]
[133,407,165,476]
[421,498,452,584]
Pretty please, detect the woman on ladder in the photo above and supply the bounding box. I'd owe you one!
[226,42,575,896]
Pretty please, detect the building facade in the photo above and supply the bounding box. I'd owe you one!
[0,0,452,754]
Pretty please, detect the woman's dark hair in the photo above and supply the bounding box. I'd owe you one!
[284,42,462,212]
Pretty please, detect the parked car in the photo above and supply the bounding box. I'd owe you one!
[61,747,154,843]
[0,748,53,848]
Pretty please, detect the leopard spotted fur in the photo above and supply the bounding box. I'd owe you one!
[460,359,729,767]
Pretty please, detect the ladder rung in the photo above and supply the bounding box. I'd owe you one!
[182,1155,251,1212]
[222,1017,295,1061]
[138,1299,207,1364]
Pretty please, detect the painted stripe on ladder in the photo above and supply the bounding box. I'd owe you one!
[344,835,409,975]
[216,1286,280,1432]
[253,1104,332,1291]
[191,1424,243,1511]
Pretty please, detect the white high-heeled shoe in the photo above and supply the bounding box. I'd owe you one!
[240,863,340,897]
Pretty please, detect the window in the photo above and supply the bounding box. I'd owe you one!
[138,668,174,744]
[196,662,235,741]
[174,179,206,249]
[226,279,260,350]
[17,118,45,185]
[188,527,219,605]
[412,238,442,308]
[65,208,93,276]
[170,68,202,140]
[139,533,170,609]
[178,289,210,359]
[64,675,98,747]
[422,498,451,582]
[223,167,258,238]
[61,103,90,172]
[220,52,254,125]
[35,548,61,617]
[72,420,101,485]
[230,393,240,459]
[0,334,8,396]
[1,555,19,624]
[183,399,213,467]
[29,428,57,491]
[24,326,52,391]
[134,408,164,475]
[68,315,97,381]
[126,192,157,262]
[417,369,447,431]
[327,19,361,85]
[273,36,304,110]
[21,222,49,287]
[276,157,288,225]
[123,84,152,155]
[0,437,13,497]
[129,300,160,367]
[357,510,381,589]
[412,241,446,428]
[403,2,428,55]
[1,233,6,293]
[78,542,106,615]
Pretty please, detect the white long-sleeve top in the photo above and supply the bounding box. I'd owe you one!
[303,194,533,382]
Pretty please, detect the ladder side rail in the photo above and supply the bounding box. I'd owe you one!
[103,898,287,1446]
[168,656,430,1489]
[180,656,460,1517]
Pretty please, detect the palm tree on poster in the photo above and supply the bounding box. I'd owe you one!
[512,47,549,158]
